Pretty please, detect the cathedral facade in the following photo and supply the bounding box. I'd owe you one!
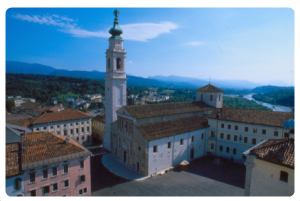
[104,10,294,177]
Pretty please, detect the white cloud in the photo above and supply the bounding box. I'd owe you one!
[13,13,178,42]
[184,41,206,47]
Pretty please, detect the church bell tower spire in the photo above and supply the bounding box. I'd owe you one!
[103,9,127,151]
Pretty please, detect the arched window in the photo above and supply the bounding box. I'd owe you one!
[14,178,22,190]
[116,58,122,70]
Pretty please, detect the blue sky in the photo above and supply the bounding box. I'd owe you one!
[6,8,294,85]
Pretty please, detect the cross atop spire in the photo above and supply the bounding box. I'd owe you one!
[109,9,123,38]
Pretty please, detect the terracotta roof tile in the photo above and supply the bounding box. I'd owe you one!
[197,84,223,93]
[6,143,21,177]
[250,138,294,168]
[22,132,88,166]
[138,116,209,140]
[121,101,211,119]
[32,109,91,125]
[211,108,293,127]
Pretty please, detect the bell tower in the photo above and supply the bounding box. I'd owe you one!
[103,10,127,151]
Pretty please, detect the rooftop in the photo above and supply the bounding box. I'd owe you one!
[22,132,90,167]
[249,138,294,168]
[138,116,209,140]
[197,84,223,93]
[6,143,21,178]
[32,109,91,125]
[120,101,211,119]
[211,108,293,127]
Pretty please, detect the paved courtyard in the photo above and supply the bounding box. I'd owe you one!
[91,154,246,196]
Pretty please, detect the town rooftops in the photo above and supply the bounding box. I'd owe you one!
[248,138,294,168]
[6,143,21,178]
[197,84,223,93]
[119,101,212,119]
[138,116,209,140]
[31,109,91,125]
[22,132,90,169]
[210,108,293,127]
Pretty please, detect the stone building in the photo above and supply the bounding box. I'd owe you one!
[244,138,294,196]
[31,109,92,145]
[103,10,294,177]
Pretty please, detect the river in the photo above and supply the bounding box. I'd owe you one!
[243,93,293,112]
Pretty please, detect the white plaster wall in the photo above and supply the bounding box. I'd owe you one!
[246,158,294,196]
[207,118,287,161]
[148,129,206,176]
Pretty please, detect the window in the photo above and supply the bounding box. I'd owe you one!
[167,142,171,149]
[70,123,73,126]
[52,167,57,176]
[42,186,50,196]
[244,137,248,143]
[227,134,231,140]
[234,125,238,130]
[284,133,289,138]
[79,189,83,195]
[80,160,84,169]
[210,94,213,101]
[83,188,87,193]
[234,135,238,142]
[280,171,288,182]
[57,125,60,128]
[210,131,215,137]
[76,128,79,134]
[245,127,248,132]
[210,143,214,150]
[50,126,53,129]
[227,124,231,129]
[87,127,90,132]
[64,180,69,188]
[43,126,47,130]
[43,168,48,179]
[29,171,35,183]
[30,190,36,196]
[191,136,194,142]
[70,129,74,135]
[64,129,67,136]
[57,131,61,135]
[80,175,86,183]
[153,145,157,153]
[64,124,67,127]
[201,133,204,140]
[36,128,40,131]
[180,139,184,145]
[81,127,84,132]
[14,178,22,190]
[116,58,122,70]
[226,147,230,153]
[219,146,223,152]
[252,138,256,145]
[262,129,266,135]
[138,146,141,151]
[52,183,58,192]
[233,148,237,155]
[81,136,85,140]
[253,128,257,133]
[274,131,279,137]
[220,133,224,139]
[63,163,68,174]
[221,123,224,128]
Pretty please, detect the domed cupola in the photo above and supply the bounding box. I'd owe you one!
[109,9,123,39]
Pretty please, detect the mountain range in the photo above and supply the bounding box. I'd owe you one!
[6,61,292,90]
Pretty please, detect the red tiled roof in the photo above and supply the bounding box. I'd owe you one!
[22,132,89,166]
[211,108,293,127]
[197,84,223,93]
[120,101,211,119]
[250,138,294,168]
[32,109,91,125]
[6,143,21,177]
[138,116,209,140]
